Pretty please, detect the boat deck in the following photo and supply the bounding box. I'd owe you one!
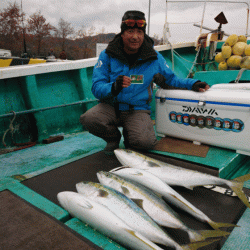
[1,131,250,249]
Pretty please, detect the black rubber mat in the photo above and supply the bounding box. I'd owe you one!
[0,190,102,250]
[22,150,249,250]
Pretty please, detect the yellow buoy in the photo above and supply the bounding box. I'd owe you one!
[227,55,242,68]
[232,42,247,56]
[238,35,247,43]
[245,45,250,56]
[215,52,225,63]
[221,45,232,59]
[225,34,238,46]
[240,56,250,69]
[218,61,228,71]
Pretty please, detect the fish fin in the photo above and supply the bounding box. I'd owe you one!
[121,186,130,196]
[182,239,220,250]
[229,174,250,209]
[169,194,198,214]
[147,161,161,168]
[131,170,143,176]
[208,220,239,230]
[110,166,131,173]
[124,229,163,250]
[184,185,194,190]
[98,190,109,197]
[76,200,93,209]
[131,199,144,209]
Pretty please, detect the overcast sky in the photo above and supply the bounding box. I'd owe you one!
[1,0,249,42]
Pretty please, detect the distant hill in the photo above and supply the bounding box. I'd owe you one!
[16,33,161,60]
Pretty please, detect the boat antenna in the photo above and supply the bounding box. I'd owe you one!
[147,0,151,35]
[21,0,27,56]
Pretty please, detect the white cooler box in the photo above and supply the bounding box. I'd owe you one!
[155,84,250,155]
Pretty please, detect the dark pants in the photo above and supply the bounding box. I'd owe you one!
[80,103,158,150]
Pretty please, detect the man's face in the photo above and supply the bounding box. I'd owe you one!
[121,28,144,54]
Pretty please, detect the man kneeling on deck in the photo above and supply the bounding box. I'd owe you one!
[80,10,209,154]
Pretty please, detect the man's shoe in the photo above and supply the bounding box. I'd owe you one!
[104,142,120,155]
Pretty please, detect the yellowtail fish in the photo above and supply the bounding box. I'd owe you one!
[76,181,180,247]
[57,191,164,250]
[110,166,235,231]
[114,149,250,210]
[75,182,218,250]
[97,171,231,242]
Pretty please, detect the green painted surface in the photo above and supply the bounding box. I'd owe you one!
[151,145,248,174]
[194,70,250,86]
[0,77,35,146]
[0,66,96,148]
[0,178,69,221]
[226,158,250,189]
[66,218,126,250]
[160,46,197,79]
[221,208,250,250]
[21,75,49,141]
[0,132,105,179]
[1,43,250,250]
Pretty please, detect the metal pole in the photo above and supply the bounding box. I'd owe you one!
[167,1,249,36]
[21,0,27,55]
[193,23,230,36]
[0,99,98,119]
[200,0,207,34]
[148,0,151,35]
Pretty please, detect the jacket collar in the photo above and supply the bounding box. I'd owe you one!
[106,33,157,66]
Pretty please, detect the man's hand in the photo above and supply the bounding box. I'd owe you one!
[152,73,167,89]
[122,76,132,88]
[192,81,210,92]
[112,75,131,96]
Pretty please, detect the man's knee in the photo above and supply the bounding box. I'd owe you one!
[129,136,157,150]
[79,112,89,127]
[79,110,97,129]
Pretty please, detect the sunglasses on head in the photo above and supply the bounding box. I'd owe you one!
[122,19,146,28]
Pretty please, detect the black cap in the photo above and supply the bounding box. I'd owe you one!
[121,10,146,34]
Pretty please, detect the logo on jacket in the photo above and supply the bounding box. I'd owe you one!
[96,60,103,68]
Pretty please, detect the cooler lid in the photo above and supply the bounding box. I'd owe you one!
[155,85,250,107]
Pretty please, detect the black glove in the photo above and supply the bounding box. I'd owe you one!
[112,75,124,96]
[192,81,209,92]
[152,73,167,89]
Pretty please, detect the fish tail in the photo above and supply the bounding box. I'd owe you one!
[198,229,230,239]
[230,174,250,209]
[181,239,220,250]
[187,229,229,242]
[208,220,239,230]
[186,230,205,242]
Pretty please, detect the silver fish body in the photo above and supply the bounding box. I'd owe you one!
[76,181,183,248]
[57,191,164,250]
[97,171,183,227]
[109,166,213,224]
[114,149,250,209]
[109,166,235,231]
[97,171,216,242]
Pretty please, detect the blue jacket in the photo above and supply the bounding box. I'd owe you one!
[92,34,197,111]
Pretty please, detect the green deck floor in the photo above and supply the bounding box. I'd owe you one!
[1,131,250,250]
